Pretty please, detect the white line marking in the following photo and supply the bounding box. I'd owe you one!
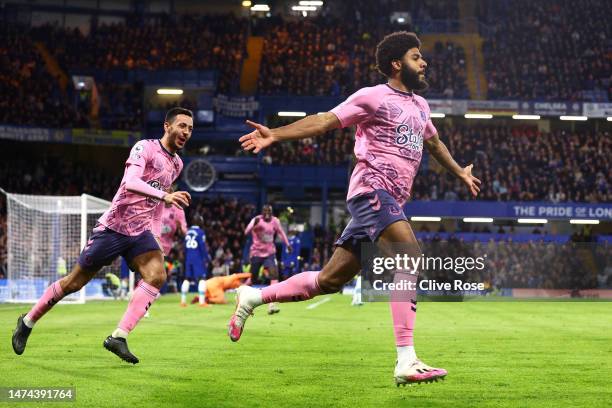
[306,296,331,310]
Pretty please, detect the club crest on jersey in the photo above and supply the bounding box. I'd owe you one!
[130,142,144,160]
[420,111,427,121]
[395,119,423,152]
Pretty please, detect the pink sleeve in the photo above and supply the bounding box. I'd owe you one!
[275,218,289,246]
[124,164,166,200]
[177,208,187,234]
[330,86,381,128]
[126,140,149,167]
[424,119,437,140]
[420,98,437,140]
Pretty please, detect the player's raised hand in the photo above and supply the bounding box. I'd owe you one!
[163,191,191,209]
[239,120,276,153]
[460,164,481,197]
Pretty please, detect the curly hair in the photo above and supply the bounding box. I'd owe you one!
[375,31,421,78]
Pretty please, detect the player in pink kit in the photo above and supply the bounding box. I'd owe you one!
[229,32,481,385]
[12,107,194,364]
[160,202,187,292]
[244,204,291,314]
[160,201,188,257]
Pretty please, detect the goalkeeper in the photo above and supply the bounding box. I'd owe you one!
[191,273,252,305]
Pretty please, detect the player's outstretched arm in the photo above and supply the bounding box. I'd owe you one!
[424,134,481,197]
[239,113,340,153]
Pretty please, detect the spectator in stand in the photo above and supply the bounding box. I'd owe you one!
[257,17,468,98]
[0,25,87,128]
[411,125,611,203]
[479,0,611,101]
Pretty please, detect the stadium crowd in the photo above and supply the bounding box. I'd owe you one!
[263,127,354,166]
[261,123,610,204]
[1,14,247,130]
[411,125,611,203]
[0,156,120,200]
[479,0,611,101]
[35,14,247,94]
[256,17,468,98]
[418,236,605,290]
[0,26,87,128]
[3,0,610,132]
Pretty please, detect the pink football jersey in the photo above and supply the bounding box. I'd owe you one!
[246,216,289,258]
[159,205,187,255]
[98,139,183,237]
[331,84,437,206]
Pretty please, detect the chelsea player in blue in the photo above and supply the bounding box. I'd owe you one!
[181,214,210,307]
[281,227,301,278]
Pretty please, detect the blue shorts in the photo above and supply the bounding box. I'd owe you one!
[78,226,161,271]
[185,263,207,280]
[335,189,407,249]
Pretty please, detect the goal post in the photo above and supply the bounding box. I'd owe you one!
[2,191,114,303]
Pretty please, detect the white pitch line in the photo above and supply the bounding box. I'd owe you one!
[306,296,331,310]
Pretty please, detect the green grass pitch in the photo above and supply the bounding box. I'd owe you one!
[1,294,611,407]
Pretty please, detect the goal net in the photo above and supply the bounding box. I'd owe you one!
[2,192,118,303]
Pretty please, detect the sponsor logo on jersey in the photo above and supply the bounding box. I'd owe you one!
[395,120,423,152]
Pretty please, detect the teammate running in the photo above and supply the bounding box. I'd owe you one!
[229,32,481,385]
[281,226,301,278]
[244,205,291,314]
[12,107,193,364]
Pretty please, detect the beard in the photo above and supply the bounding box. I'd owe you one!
[400,62,428,92]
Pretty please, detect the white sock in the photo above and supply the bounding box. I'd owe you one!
[396,346,417,367]
[352,276,362,304]
[23,315,34,328]
[112,328,129,339]
[198,280,206,305]
[181,280,190,304]
[250,288,264,307]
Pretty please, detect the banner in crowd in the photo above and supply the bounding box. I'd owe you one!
[71,129,142,146]
[582,102,612,118]
[522,101,583,116]
[213,94,259,118]
[404,201,612,220]
[0,125,141,147]
[467,100,519,115]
